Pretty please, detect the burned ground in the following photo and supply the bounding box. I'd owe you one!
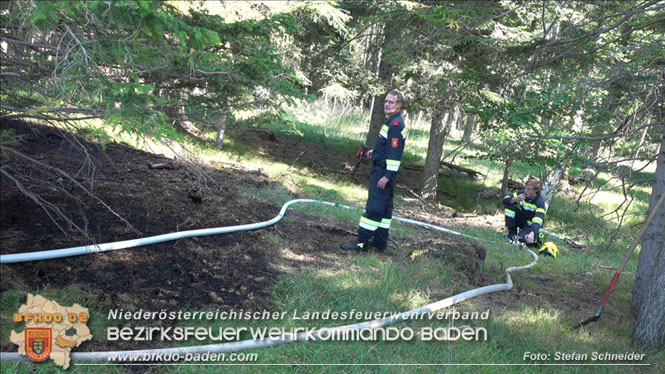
[0,120,602,354]
[0,120,472,350]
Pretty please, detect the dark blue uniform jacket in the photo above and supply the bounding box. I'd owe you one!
[371,112,407,182]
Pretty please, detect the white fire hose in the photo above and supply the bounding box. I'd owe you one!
[0,199,538,363]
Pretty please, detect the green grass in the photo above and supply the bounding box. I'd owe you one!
[1,238,659,374]
[0,291,26,344]
[6,240,660,373]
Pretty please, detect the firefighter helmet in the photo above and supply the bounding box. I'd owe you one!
[539,242,558,258]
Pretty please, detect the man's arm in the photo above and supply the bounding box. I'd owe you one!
[504,191,524,205]
[531,199,546,236]
[377,123,406,189]
[383,124,405,181]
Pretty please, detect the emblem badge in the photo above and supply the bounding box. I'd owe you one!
[393,121,399,126]
[391,138,399,148]
[25,328,52,362]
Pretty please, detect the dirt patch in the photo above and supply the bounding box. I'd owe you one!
[1,120,404,351]
[2,119,474,352]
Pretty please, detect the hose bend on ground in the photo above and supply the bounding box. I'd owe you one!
[0,199,477,264]
[0,199,538,362]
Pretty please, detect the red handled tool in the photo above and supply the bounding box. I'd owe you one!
[351,144,369,176]
[576,192,665,328]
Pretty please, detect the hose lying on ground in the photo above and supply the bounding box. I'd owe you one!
[0,199,538,362]
[1,199,479,264]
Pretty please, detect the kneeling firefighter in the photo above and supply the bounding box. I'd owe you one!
[503,178,546,247]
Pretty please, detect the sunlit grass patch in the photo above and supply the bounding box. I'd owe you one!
[272,253,456,319]
[506,306,562,327]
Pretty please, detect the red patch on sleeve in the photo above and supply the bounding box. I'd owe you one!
[391,138,399,148]
[393,121,399,126]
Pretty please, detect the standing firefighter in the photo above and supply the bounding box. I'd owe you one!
[503,178,546,246]
[342,91,408,252]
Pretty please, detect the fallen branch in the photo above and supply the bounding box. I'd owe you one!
[0,168,86,242]
[148,160,175,170]
[563,237,587,250]
[441,161,485,178]
[3,147,140,235]
[402,163,481,179]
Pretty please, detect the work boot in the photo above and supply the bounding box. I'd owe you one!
[367,241,387,252]
[341,242,367,252]
[506,228,518,244]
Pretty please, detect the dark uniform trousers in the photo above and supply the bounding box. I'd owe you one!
[504,204,534,238]
[356,163,394,249]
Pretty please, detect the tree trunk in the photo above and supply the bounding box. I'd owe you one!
[541,164,565,210]
[462,114,476,145]
[631,132,665,326]
[359,23,382,112]
[631,243,665,351]
[159,87,186,134]
[365,23,396,148]
[215,106,228,149]
[364,23,382,71]
[448,104,463,139]
[559,158,572,191]
[362,25,373,69]
[421,100,450,201]
[631,132,665,350]
[589,95,614,161]
[500,154,515,196]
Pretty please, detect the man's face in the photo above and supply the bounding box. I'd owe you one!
[384,94,402,117]
[525,184,538,199]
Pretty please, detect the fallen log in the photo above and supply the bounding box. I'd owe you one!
[403,163,484,179]
[441,161,485,178]
[506,179,525,190]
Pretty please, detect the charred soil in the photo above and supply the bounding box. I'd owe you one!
[1,120,466,351]
[0,120,599,354]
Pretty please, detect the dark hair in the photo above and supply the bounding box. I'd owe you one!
[388,91,404,106]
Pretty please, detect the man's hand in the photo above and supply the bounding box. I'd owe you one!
[377,176,389,189]
[512,193,526,204]
[364,149,373,159]
[525,232,535,244]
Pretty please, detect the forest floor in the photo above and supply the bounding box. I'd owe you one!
[0,119,617,355]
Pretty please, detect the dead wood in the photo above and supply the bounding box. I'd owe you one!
[149,160,175,170]
[441,161,485,178]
